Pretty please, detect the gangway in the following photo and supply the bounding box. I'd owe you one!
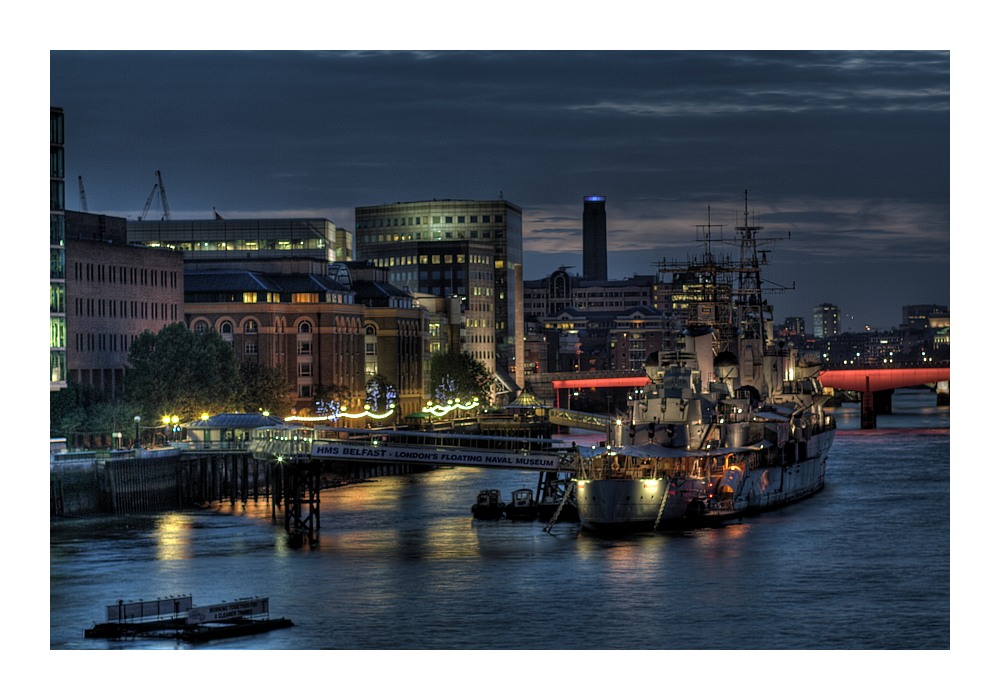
[547,408,610,432]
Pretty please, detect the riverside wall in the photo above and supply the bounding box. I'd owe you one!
[50,448,429,518]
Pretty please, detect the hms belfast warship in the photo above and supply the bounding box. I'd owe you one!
[574,194,836,532]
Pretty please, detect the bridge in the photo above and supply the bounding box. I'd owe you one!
[817,367,950,393]
[541,365,949,430]
[818,366,949,428]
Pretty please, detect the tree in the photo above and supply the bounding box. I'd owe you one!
[238,361,295,418]
[50,381,97,442]
[428,350,492,407]
[125,323,240,421]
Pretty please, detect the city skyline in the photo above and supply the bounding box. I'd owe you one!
[49,50,948,331]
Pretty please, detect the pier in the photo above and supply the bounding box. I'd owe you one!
[51,413,584,547]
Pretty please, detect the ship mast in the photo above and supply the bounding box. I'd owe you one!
[734,189,767,344]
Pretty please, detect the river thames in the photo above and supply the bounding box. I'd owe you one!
[47,388,961,693]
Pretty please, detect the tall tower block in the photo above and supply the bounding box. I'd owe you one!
[583,195,607,281]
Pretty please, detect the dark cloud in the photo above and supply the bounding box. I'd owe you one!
[50,49,949,330]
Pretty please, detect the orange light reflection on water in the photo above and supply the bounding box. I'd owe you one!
[153,512,193,561]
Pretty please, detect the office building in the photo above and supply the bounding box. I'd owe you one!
[582,195,607,281]
[65,212,185,397]
[355,199,524,393]
[813,303,841,339]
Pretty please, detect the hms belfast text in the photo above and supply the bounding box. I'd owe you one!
[575,194,836,532]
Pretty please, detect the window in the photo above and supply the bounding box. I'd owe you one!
[298,362,312,377]
[297,341,312,356]
[194,320,209,334]
[244,341,258,355]
[220,321,233,334]
[298,321,313,334]
[243,292,258,303]
[244,320,258,334]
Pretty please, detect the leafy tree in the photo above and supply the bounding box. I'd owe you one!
[428,350,492,407]
[125,323,240,421]
[238,360,295,417]
[50,382,90,442]
[89,400,144,447]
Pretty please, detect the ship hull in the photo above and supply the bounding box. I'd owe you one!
[577,430,834,533]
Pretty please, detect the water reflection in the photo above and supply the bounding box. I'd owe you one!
[153,512,192,561]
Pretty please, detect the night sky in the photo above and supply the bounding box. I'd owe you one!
[48,50,949,331]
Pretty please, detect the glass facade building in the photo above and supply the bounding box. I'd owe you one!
[51,107,67,391]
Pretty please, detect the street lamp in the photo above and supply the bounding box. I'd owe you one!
[134,415,141,450]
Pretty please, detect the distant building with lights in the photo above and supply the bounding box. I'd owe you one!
[780,317,807,338]
[812,303,841,339]
[523,269,660,373]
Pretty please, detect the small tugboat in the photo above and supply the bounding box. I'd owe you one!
[503,488,539,520]
[471,489,505,520]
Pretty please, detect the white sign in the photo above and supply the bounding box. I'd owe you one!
[311,441,561,471]
[187,598,269,624]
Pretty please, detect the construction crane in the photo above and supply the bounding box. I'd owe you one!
[156,170,171,220]
[138,170,171,221]
[78,176,88,212]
